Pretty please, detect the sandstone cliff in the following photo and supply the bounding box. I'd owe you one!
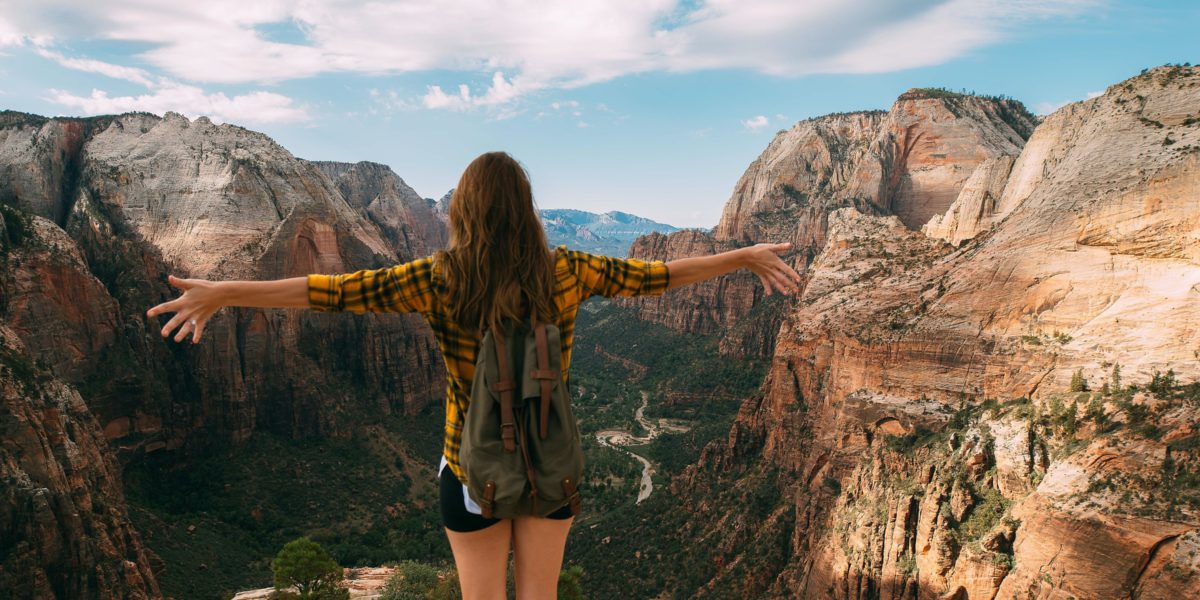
[623,89,1039,360]
[0,321,160,598]
[662,65,1200,598]
[0,110,448,458]
[0,110,454,596]
[314,160,447,258]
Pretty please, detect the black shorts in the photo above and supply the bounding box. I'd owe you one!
[439,464,573,532]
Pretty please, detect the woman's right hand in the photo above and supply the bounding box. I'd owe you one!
[744,242,802,296]
[146,274,225,343]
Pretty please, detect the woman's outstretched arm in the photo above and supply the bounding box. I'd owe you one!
[666,241,802,296]
[146,275,309,343]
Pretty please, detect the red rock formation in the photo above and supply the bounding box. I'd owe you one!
[314,160,448,258]
[664,65,1200,598]
[622,90,1037,360]
[0,323,161,599]
[0,111,455,598]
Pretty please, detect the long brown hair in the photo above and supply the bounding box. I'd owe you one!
[433,151,558,335]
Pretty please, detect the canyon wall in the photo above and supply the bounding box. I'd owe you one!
[666,65,1200,598]
[623,89,1038,360]
[0,111,453,597]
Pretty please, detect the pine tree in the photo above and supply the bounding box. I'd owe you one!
[1069,367,1088,392]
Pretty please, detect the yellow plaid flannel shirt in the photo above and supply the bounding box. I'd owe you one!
[307,244,671,483]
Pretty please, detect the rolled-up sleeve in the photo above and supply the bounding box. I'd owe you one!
[562,245,670,299]
[307,256,435,314]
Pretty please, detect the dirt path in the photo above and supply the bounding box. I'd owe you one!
[594,391,690,504]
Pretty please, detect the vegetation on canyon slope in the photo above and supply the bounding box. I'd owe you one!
[124,298,761,599]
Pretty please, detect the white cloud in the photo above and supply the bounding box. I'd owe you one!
[45,83,310,124]
[7,0,1096,110]
[742,115,769,131]
[421,71,532,112]
[35,48,159,87]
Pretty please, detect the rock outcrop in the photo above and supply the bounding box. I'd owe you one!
[0,323,161,599]
[0,110,448,461]
[658,65,1200,598]
[314,160,447,258]
[622,89,1038,360]
[0,110,454,597]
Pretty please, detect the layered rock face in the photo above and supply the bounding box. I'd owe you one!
[0,323,160,599]
[0,110,454,596]
[624,90,1038,360]
[667,65,1200,598]
[315,160,447,258]
[0,110,447,459]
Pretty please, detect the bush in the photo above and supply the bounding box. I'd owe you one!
[381,561,463,600]
[381,561,441,600]
[271,537,349,600]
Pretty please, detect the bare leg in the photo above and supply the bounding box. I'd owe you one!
[512,515,574,600]
[445,520,513,600]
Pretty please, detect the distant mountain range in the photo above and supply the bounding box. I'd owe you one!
[431,190,682,257]
[538,208,681,257]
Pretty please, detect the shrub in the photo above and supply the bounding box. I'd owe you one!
[381,561,442,600]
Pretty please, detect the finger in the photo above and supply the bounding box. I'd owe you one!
[770,266,798,294]
[773,242,793,253]
[174,319,194,343]
[147,299,183,318]
[168,274,192,290]
[772,256,802,283]
[767,269,794,295]
[193,315,209,343]
[772,266,800,293]
[160,309,194,338]
[759,274,775,296]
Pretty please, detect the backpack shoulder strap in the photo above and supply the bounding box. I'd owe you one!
[524,304,559,439]
[490,326,517,453]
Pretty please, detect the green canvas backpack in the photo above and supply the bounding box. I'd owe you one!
[460,306,585,519]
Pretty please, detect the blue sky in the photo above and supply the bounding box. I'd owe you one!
[0,1,1195,228]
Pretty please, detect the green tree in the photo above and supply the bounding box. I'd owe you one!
[271,537,349,600]
[1069,368,1088,392]
[1111,363,1122,392]
[558,565,586,600]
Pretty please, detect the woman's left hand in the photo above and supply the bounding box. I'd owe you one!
[744,242,802,296]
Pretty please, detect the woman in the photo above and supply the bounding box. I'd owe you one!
[146,151,802,599]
